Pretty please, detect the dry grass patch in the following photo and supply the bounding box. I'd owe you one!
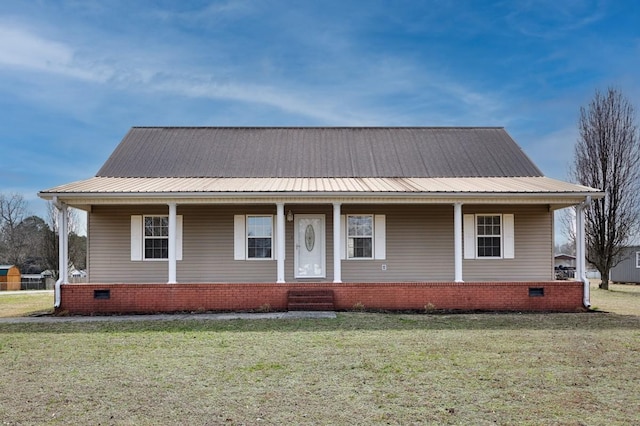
[590,280,640,316]
[0,291,53,318]
[1,312,639,425]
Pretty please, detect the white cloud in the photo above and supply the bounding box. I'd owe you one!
[504,0,607,38]
[0,22,111,82]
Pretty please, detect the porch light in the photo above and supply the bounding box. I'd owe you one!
[287,210,294,222]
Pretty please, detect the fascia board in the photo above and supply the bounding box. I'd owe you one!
[39,189,605,207]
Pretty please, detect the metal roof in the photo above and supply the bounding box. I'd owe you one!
[96,127,544,178]
[41,176,598,195]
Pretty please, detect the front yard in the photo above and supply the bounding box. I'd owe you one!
[0,288,639,424]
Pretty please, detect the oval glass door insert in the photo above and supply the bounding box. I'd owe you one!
[305,224,315,251]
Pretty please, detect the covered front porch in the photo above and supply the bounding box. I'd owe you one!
[48,181,596,313]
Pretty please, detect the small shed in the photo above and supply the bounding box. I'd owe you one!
[610,246,640,283]
[0,265,21,291]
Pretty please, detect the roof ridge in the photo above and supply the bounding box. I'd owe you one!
[130,126,506,130]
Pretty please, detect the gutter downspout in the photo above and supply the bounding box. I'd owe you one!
[576,196,592,308]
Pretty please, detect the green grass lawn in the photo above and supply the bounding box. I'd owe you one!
[0,285,638,425]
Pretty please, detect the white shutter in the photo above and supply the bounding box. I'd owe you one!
[340,215,346,260]
[272,216,277,260]
[503,214,515,259]
[463,214,475,259]
[176,215,183,261]
[131,215,142,261]
[374,214,386,260]
[234,215,246,260]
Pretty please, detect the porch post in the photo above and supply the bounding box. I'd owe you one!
[333,202,342,283]
[576,198,592,307]
[276,203,286,283]
[575,204,584,279]
[576,204,585,280]
[454,203,463,282]
[58,203,69,285]
[168,202,177,284]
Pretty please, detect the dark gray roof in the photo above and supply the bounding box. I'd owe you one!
[96,127,543,178]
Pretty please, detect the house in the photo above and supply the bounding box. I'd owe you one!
[0,265,21,291]
[38,127,603,314]
[610,246,640,283]
[554,254,576,269]
[554,254,576,279]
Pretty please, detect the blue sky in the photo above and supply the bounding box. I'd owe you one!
[1,0,639,229]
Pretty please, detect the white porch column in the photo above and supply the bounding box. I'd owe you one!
[168,203,177,284]
[575,205,583,279]
[276,203,286,283]
[576,202,590,307]
[453,203,463,282]
[333,202,342,283]
[58,203,69,285]
[53,201,68,308]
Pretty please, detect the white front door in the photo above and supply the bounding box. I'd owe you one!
[294,214,326,278]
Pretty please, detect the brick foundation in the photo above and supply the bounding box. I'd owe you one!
[57,281,585,314]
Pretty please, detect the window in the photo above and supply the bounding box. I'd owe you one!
[347,215,373,259]
[144,216,169,259]
[247,215,273,259]
[130,215,182,262]
[476,215,501,258]
[463,213,514,260]
[636,252,640,268]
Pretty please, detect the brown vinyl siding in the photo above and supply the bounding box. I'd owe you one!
[89,205,169,283]
[462,205,553,281]
[340,205,455,282]
[88,204,553,284]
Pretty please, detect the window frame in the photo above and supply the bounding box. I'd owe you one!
[346,214,374,260]
[475,214,503,259]
[636,251,640,268]
[143,215,169,261]
[246,215,274,260]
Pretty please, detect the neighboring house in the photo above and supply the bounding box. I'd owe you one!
[554,254,576,280]
[611,246,640,283]
[0,265,21,291]
[39,127,603,314]
[554,254,576,269]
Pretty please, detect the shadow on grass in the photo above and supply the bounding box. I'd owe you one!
[0,311,638,334]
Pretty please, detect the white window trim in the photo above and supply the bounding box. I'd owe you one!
[341,214,386,260]
[143,215,169,261]
[131,215,182,262]
[246,214,274,260]
[476,213,503,259]
[346,214,374,260]
[234,214,278,261]
[636,251,640,268]
[463,213,514,260]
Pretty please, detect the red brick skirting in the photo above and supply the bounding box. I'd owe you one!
[57,281,585,314]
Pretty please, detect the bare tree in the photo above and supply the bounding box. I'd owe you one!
[556,207,577,254]
[0,192,30,267]
[42,202,87,278]
[571,88,640,289]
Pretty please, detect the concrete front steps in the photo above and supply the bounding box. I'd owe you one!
[287,289,335,311]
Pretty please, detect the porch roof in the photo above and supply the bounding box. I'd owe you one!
[39,176,602,208]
